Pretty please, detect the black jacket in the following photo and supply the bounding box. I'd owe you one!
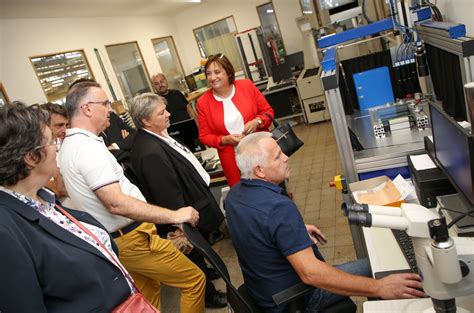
[0,191,130,313]
[131,129,224,238]
[101,112,136,163]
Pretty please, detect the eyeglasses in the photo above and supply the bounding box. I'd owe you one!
[82,100,112,108]
[35,138,62,152]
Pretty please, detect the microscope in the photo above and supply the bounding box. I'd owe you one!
[343,202,474,313]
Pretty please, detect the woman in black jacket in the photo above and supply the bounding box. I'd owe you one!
[0,103,133,312]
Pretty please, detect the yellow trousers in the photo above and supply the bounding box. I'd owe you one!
[114,222,205,313]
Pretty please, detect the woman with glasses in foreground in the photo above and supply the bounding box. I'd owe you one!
[0,103,133,312]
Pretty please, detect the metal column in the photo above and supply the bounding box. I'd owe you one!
[321,67,367,259]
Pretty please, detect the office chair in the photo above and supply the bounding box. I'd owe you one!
[182,223,356,313]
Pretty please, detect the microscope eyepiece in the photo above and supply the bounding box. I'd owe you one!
[341,203,369,216]
[347,211,372,227]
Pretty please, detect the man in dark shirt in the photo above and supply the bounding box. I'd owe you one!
[225,132,424,312]
[152,73,202,152]
[151,73,198,125]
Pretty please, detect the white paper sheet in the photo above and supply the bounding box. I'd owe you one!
[409,154,437,170]
[392,174,415,199]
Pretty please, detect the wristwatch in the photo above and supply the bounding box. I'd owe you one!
[256,117,263,128]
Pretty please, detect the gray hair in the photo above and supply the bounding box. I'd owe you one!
[130,92,165,129]
[65,81,101,119]
[235,132,273,179]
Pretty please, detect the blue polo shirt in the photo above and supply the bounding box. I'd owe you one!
[225,179,313,312]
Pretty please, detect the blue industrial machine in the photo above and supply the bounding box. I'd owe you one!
[306,4,474,311]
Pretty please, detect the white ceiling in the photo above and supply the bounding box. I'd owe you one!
[0,0,208,19]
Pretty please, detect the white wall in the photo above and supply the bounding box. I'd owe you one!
[436,0,473,37]
[273,0,306,55]
[173,0,305,74]
[2,0,471,104]
[1,16,179,104]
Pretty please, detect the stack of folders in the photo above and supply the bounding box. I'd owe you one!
[389,116,411,135]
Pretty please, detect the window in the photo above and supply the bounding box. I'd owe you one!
[106,41,152,103]
[0,82,10,108]
[193,16,242,72]
[30,50,94,103]
[257,2,286,66]
[151,36,186,91]
[299,0,315,15]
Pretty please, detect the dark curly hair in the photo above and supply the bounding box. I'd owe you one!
[39,102,67,119]
[0,102,50,186]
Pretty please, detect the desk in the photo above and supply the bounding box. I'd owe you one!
[364,295,474,312]
[362,227,409,277]
[360,203,474,311]
[262,83,303,121]
[196,148,227,210]
[186,87,209,102]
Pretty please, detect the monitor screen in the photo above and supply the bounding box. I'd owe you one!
[321,0,358,14]
[431,103,474,205]
[167,119,204,153]
[271,63,293,83]
[286,52,305,72]
[185,75,197,92]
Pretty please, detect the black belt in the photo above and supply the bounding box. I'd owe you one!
[110,221,141,239]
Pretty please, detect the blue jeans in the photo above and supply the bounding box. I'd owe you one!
[304,258,372,313]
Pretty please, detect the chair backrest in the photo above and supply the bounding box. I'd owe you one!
[182,223,259,313]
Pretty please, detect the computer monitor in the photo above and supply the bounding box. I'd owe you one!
[285,52,305,72]
[320,0,361,23]
[185,74,197,92]
[167,119,205,153]
[430,103,474,206]
[271,63,293,83]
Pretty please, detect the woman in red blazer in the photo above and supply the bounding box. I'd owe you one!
[197,54,274,186]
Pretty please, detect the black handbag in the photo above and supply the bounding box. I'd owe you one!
[264,114,304,157]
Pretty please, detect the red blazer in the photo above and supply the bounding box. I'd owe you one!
[197,79,274,186]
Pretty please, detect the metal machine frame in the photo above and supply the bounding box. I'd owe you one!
[416,23,474,124]
[319,18,474,258]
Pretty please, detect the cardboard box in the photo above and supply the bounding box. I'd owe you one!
[349,176,405,207]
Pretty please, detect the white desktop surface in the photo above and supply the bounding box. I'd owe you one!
[361,203,474,312]
[364,295,474,312]
[362,227,409,275]
[198,147,218,162]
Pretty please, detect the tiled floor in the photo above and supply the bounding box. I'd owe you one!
[161,121,366,312]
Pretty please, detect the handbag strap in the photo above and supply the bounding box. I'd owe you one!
[263,113,279,128]
[55,204,137,291]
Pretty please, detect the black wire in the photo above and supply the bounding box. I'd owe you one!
[442,207,470,215]
[445,208,474,229]
[422,0,443,22]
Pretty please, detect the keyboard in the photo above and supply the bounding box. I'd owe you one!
[392,229,419,273]
[267,81,294,91]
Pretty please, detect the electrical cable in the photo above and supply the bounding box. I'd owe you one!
[445,209,474,229]
[422,0,443,21]
[361,0,375,24]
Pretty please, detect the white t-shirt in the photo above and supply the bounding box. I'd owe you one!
[59,128,145,232]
